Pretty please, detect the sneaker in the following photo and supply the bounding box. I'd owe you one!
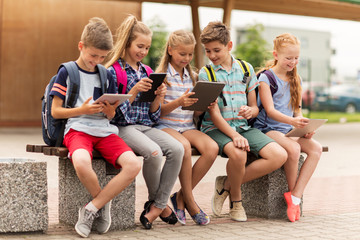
[295,204,301,221]
[75,206,98,238]
[284,191,297,222]
[95,200,112,234]
[229,201,247,222]
[191,209,210,225]
[170,192,186,225]
[211,176,229,216]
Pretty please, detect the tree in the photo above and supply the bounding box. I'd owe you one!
[234,23,272,72]
[142,16,168,70]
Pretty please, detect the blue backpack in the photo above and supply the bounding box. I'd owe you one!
[41,62,108,146]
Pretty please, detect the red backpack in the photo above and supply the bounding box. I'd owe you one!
[112,61,153,94]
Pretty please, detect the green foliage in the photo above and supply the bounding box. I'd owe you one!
[142,16,168,70]
[233,23,272,72]
[304,111,360,123]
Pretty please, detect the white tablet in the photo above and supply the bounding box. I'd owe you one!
[286,119,328,137]
[93,94,132,104]
[182,81,225,111]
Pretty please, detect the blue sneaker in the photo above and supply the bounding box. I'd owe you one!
[170,192,186,225]
[191,208,210,225]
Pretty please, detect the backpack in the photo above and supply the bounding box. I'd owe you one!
[197,59,252,129]
[247,69,278,126]
[41,62,108,146]
[112,61,153,94]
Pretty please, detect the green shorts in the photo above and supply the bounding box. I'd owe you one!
[206,127,274,158]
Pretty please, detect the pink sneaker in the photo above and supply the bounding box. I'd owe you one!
[284,192,297,222]
[295,204,300,221]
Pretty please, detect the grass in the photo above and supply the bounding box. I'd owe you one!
[303,111,360,123]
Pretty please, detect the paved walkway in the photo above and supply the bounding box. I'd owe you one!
[1,123,360,239]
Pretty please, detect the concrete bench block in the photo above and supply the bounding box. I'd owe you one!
[58,157,135,231]
[0,158,48,233]
[242,155,304,219]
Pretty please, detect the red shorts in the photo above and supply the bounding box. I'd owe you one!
[63,129,133,169]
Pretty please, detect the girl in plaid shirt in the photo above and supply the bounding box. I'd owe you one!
[105,15,183,230]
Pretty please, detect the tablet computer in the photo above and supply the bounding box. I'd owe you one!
[285,119,328,137]
[182,81,225,111]
[138,73,167,102]
[93,94,132,105]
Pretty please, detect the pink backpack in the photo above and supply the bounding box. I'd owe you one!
[113,61,153,94]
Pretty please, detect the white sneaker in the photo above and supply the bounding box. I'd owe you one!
[211,176,229,216]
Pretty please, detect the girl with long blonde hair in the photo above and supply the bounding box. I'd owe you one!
[254,33,322,222]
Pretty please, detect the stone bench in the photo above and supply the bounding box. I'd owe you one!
[26,144,135,231]
[0,158,48,233]
[27,144,328,222]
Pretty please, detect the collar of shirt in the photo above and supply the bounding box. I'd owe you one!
[168,63,190,79]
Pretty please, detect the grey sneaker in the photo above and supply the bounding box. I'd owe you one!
[211,176,229,216]
[95,200,112,234]
[75,207,98,238]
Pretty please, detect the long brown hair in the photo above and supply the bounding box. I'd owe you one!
[105,15,152,68]
[156,30,197,86]
[257,33,302,112]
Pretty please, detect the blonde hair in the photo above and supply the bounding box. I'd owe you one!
[156,30,197,86]
[200,21,230,45]
[81,17,113,51]
[105,15,152,68]
[258,33,302,112]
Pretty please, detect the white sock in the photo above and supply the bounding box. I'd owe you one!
[291,195,301,205]
[85,201,99,212]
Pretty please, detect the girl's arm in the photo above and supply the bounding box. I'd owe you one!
[210,104,250,151]
[127,77,153,103]
[259,82,308,128]
[160,89,197,117]
[51,96,103,119]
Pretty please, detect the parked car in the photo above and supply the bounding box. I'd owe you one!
[313,84,360,113]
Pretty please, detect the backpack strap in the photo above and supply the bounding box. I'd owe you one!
[143,64,153,76]
[236,59,251,84]
[258,69,278,96]
[113,61,127,94]
[97,64,108,94]
[61,62,80,108]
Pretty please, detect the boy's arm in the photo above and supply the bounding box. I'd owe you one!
[238,90,259,119]
[51,95,103,119]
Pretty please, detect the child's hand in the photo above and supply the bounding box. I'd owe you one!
[292,116,309,128]
[81,97,103,114]
[207,99,218,111]
[238,105,252,119]
[178,89,198,107]
[101,100,119,119]
[303,131,315,139]
[232,132,250,151]
[155,83,167,99]
[135,78,153,93]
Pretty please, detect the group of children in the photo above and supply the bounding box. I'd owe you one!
[50,15,322,238]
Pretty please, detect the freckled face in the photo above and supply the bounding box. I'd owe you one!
[274,44,300,72]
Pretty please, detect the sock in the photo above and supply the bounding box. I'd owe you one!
[85,201,99,212]
[291,195,301,205]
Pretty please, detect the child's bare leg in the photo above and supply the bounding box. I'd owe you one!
[242,141,287,184]
[291,138,322,198]
[223,143,246,201]
[72,149,101,198]
[91,151,141,209]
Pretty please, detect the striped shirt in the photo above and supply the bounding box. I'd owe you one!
[108,59,160,127]
[157,63,196,132]
[198,56,259,133]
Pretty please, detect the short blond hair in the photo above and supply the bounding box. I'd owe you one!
[200,21,230,45]
[80,17,113,51]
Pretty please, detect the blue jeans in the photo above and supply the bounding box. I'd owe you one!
[118,125,183,209]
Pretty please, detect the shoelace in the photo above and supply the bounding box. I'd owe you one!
[83,210,98,227]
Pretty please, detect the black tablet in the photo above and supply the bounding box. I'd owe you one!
[138,73,166,102]
[182,81,225,111]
